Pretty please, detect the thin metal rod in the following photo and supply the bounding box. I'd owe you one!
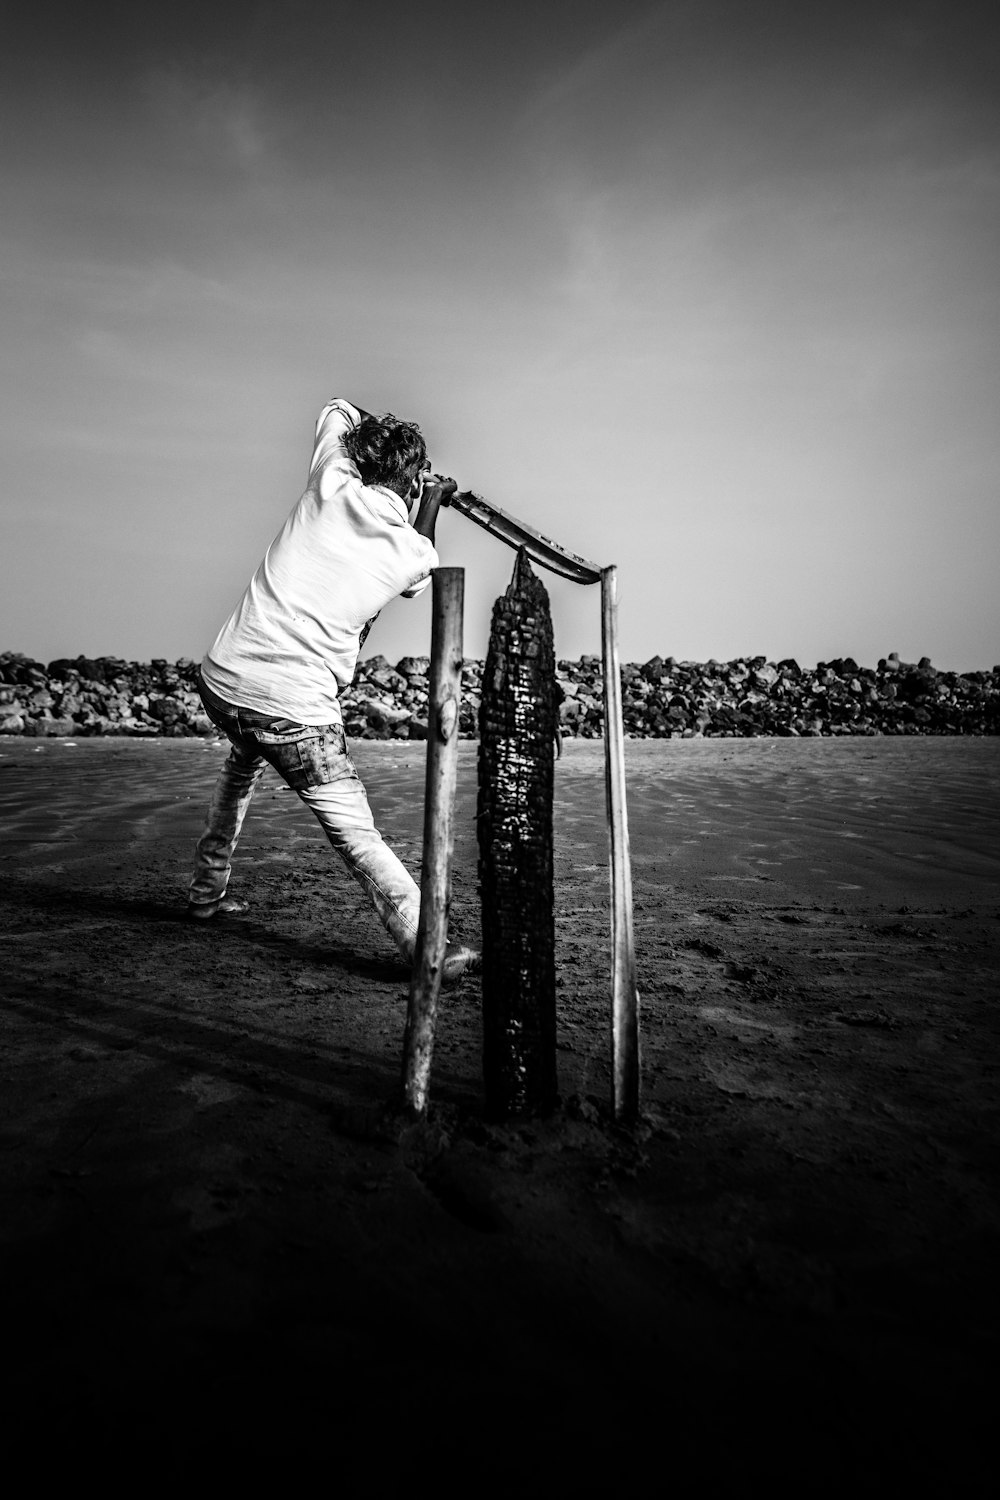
[401,567,465,1116]
[601,565,640,1119]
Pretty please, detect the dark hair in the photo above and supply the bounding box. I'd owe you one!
[343,413,428,499]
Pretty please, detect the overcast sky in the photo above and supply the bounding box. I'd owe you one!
[2,0,997,671]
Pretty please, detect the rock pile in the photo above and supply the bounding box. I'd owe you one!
[600,653,1000,739]
[0,654,213,739]
[1,650,997,739]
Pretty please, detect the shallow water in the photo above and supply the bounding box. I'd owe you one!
[1,735,998,911]
[598,737,1000,909]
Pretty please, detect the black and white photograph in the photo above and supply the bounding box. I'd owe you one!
[1,1,997,1485]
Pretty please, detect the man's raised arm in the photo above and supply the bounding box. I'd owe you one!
[411,476,457,547]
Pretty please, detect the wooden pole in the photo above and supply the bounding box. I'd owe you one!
[601,565,640,1119]
[401,567,465,1116]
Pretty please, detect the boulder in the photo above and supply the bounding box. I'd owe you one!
[396,656,431,678]
[24,717,76,737]
[364,664,407,692]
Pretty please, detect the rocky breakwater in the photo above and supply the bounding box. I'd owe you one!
[0,651,473,741]
[0,653,213,738]
[1,649,997,739]
[557,652,999,738]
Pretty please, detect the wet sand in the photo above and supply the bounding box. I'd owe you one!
[1,737,998,1482]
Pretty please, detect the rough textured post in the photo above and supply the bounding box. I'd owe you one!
[601,565,640,1119]
[401,568,464,1116]
[478,550,559,1118]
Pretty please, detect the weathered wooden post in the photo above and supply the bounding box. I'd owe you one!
[401,567,464,1116]
[441,485,642,1119]
[478,551,559,1117]
[601,565,640,1119]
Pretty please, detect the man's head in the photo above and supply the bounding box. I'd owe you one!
[343,413,428,504]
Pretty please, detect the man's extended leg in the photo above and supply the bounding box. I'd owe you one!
[188,741,266,916]
[296,771,422,955]
[284,734,477,979]
[299,776,478,981]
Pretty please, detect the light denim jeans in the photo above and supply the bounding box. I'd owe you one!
[189,675,421,958]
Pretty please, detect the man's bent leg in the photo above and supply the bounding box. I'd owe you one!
[188,741,267,912]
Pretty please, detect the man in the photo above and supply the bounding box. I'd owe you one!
[187,396,480,983]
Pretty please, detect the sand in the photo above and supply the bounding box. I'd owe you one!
[1,736,998,1483]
